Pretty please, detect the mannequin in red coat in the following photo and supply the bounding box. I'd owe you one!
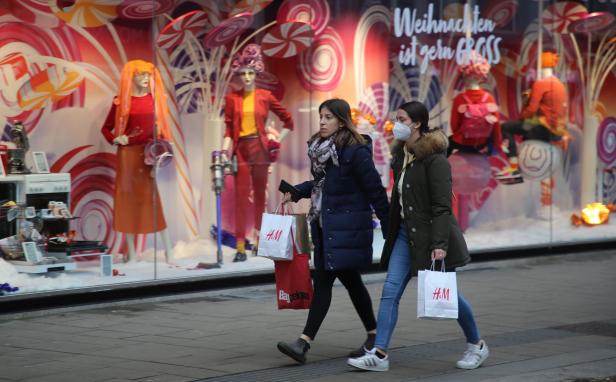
[448,52,502,158]
[221,44,294,262]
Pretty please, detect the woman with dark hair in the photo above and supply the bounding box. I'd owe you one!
[277,98,389,364]
[347,101,489,372]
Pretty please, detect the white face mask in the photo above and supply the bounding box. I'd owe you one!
[393,121,412,141]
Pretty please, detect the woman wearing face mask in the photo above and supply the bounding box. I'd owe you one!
[347,101,489,372]
[276,98,389,365]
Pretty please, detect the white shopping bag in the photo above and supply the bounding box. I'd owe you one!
[417,260,458,320]
[257,212,294,261]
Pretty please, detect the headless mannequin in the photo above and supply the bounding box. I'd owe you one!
[221,68,290,247]
[113,72,173,262]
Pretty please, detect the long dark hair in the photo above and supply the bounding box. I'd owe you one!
[398,101,430,134]
[310,98,365,147]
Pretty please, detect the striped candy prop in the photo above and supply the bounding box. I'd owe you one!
[568,12,615,34]
[277,0,330,36]
[157,10,212,51]
[598,117,616,167]
[203,12,254,48]
[17,66,84,111]
[542,2,588,34]
[49,0,121,28]
[117,0,175,19]
[518,140,563,180]
[262,22,314,58]
[296,26,344,92]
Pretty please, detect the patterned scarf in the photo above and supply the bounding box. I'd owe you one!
[307,135,339,223]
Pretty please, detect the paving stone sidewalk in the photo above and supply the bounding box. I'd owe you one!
[1,250,615,382]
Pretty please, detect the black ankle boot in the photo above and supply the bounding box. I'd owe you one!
[232,252,247,262]
[348,333,376,358]
[277,338,310,364]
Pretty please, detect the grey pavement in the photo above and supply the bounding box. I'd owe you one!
[1,250,615,382]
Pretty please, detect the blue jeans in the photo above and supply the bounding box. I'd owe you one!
[374,223,480,351]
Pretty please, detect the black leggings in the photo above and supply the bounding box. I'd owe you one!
[501,120,561,157]
[302,268,376,340]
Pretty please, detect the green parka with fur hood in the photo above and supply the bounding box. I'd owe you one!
[380,129,470,274]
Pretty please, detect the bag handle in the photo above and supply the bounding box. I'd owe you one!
[274,202,295,215]
[430,259,446,272]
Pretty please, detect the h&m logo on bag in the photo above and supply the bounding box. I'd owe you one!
[265,229,283,241]
[431,287,450,301]
[279,289,310,302]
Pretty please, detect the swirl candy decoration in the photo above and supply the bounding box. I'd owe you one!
[296,26,344,92]
[17,66,84,111]
[262,22,314,58]
[277,0,330,36]
[482,0,518,28]
[117,0,175,19]
[568,12,615,34]
[157,10,211,51]
[603,170,616,204]
[518,140,563,180]
[230,0,273,17]
[542,2,588,34]
[597,117,616,167]
[50,147,122,253]
[203,12,254,49]
[49,0,122,28]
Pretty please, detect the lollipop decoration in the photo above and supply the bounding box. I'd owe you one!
[568,12,615,34]
[541,2,588,34]
[296,26,344,92]
[117,0,175,20]
[262,22,314,58]
[277,0,330,36]
[597,117,616,167]
[483,0,518,28]
[204,12,254,48]
[49,0,121,28]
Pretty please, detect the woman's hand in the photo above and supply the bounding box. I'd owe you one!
[113,135,129,146]
[431,248,447,261]
[281,192,292,204]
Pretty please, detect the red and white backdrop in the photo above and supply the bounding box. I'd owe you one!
[0,0,614,253]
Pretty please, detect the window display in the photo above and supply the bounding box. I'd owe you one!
[0,0,613,298]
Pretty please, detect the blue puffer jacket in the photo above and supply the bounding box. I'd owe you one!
[295,136,389,271]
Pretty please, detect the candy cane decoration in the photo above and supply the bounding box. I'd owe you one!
[156,45,200,239]
[353,5,390,102]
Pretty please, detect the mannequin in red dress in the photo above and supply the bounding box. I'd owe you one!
[221,44,294,262]
[101,60,173,262]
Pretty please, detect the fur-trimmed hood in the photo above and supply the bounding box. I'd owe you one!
[391,128,449,160]
[410,129,448,160]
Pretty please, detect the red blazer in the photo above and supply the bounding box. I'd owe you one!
[224,89,293,154]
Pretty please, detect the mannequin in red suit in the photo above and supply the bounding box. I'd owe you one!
[221,44,294,262]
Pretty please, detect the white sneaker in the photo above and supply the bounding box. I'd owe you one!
[456,340,489,370]
[346,348,389,372]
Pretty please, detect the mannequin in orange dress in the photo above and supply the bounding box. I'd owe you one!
[101,60,173,262]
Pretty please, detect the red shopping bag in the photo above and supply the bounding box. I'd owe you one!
[274,245,313,310]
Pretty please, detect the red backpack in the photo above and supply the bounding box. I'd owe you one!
[458,93,499,139]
